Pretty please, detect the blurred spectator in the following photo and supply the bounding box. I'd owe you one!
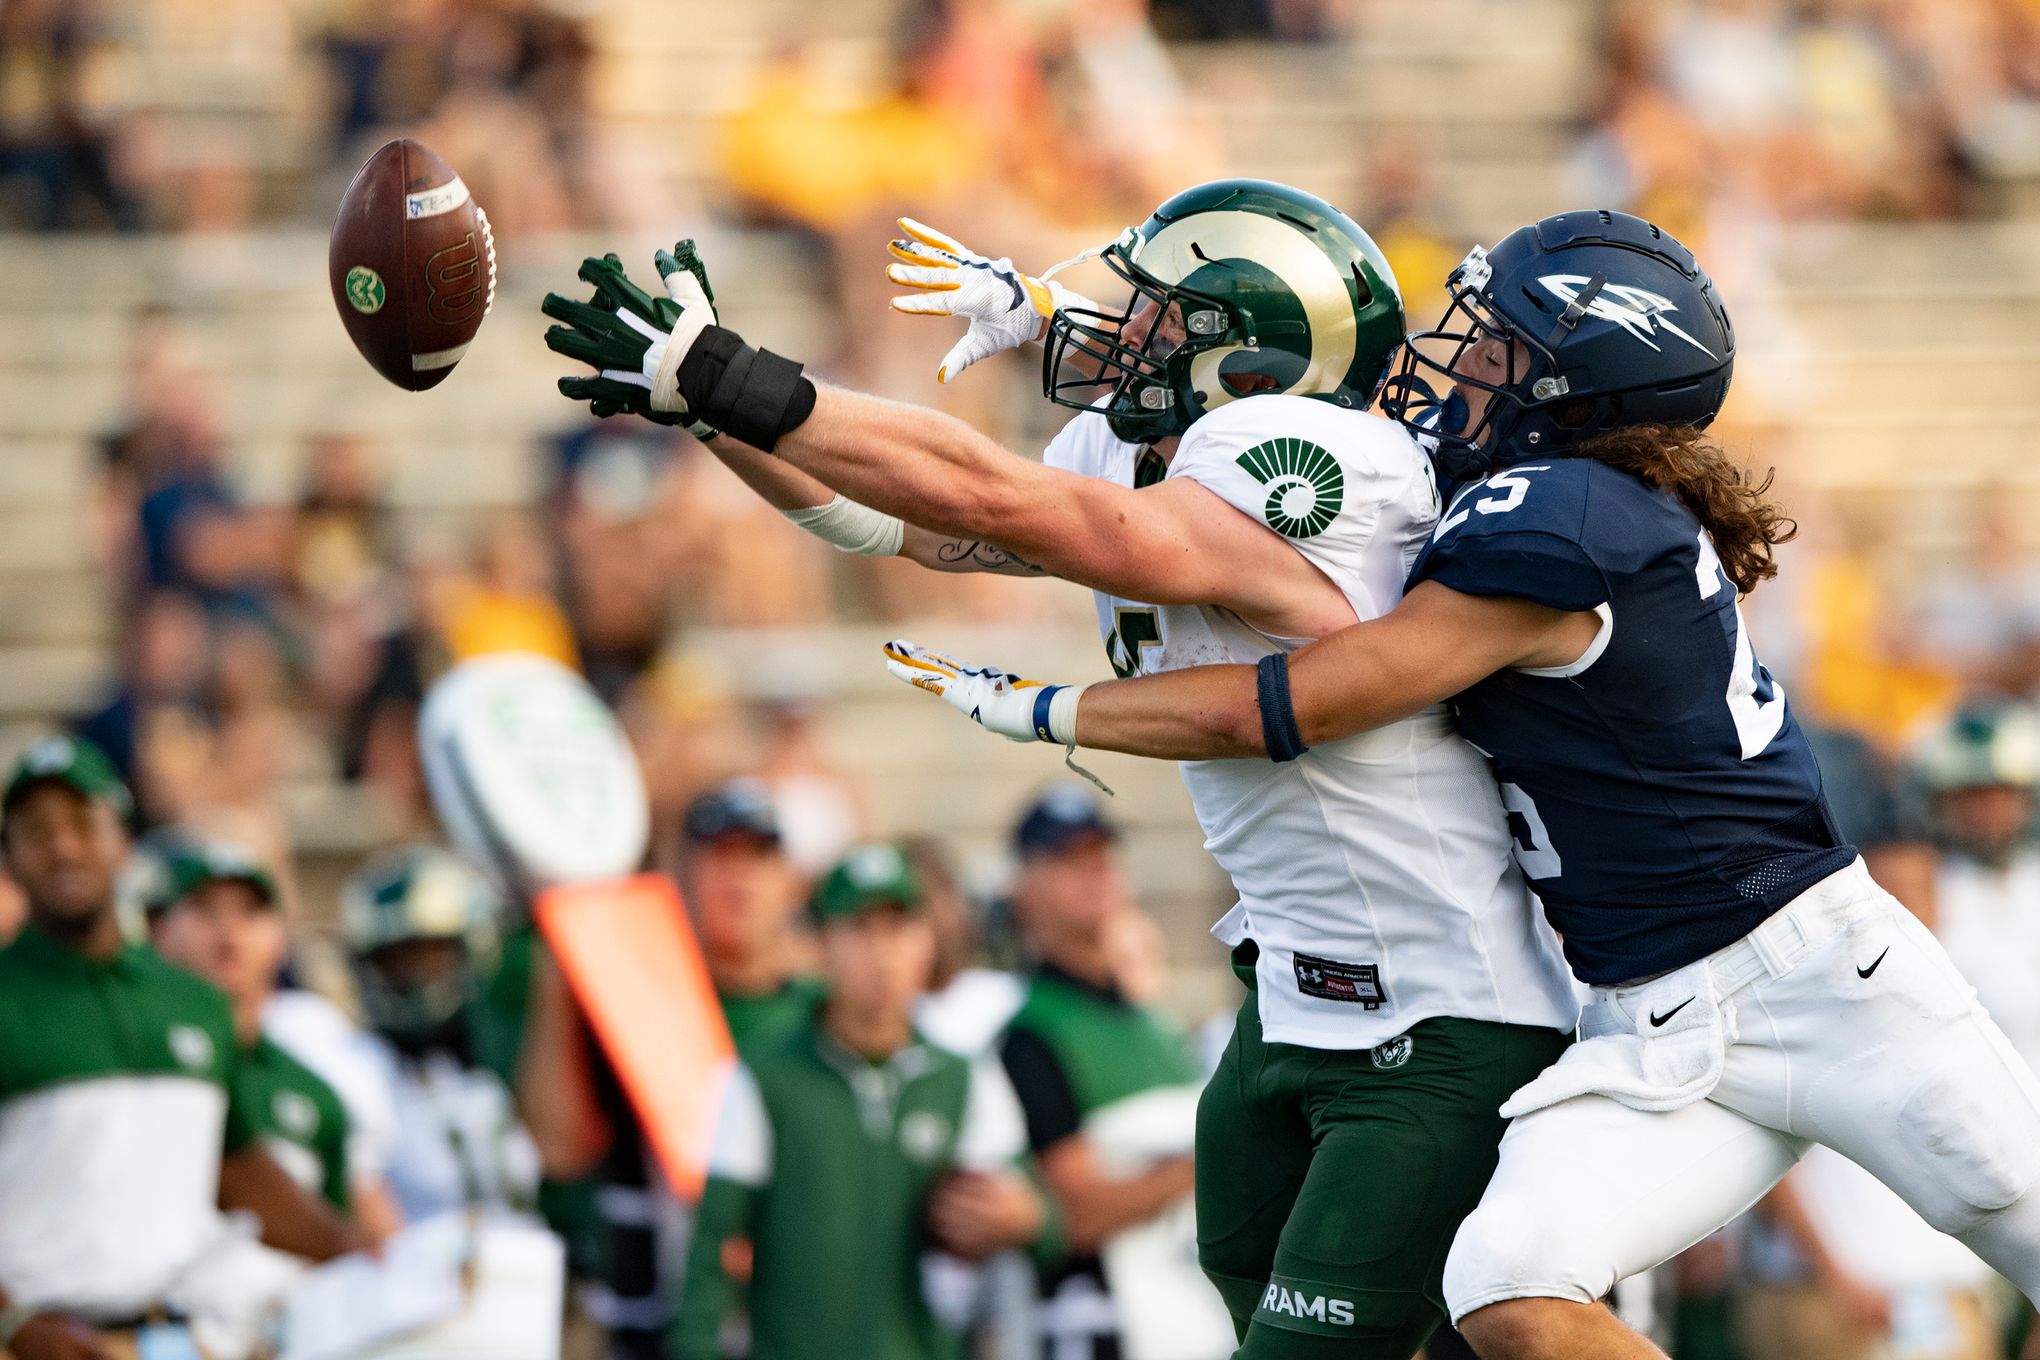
[674,842,1049,1360]
[0,0,143,230]
[320,0,589,231]
[141,836,403,1240]
[998,784,1211,1360]
[548,420,690,704]
[1914,702,2040,1072]
[94,309,192,584]
[756,702,863,878]
[516,780,818,1360]
[133,386,286,619]
[292,430,394,611]
[717,40,985,239]
[912,836,1027,1060]
[0,870,22,945]
[0,737,357,1360]
[906,837,1041,1357]
[1794,502,1960,748]
[445,514,580,668]
[71,588,210,792]
[1577,0,2040,223]
[411,8,576,240]
[1740,1148,2001,1360]
[1917,493,2040,699]
[340,845,540,1222]
[331,546,458,823]
[1357,133,1461,329]
[676,781,822,1040]
[1804,720,1939,924]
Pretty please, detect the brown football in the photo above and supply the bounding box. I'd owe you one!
[329,138,496,391]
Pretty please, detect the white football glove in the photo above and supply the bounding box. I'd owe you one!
[882,640,1082,744]
[886,220,1099,384]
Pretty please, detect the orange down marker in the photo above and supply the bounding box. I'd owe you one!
[535,874,734,1201]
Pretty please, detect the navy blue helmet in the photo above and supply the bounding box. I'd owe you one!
[1382,210,1735,480]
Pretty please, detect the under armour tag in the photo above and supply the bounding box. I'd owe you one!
[1292,951,1386,1010]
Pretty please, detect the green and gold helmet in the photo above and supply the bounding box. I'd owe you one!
[1043,179,1405,442]
[341,845,500,1047]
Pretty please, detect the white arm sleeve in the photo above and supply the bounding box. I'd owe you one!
[956,1058,1029,1170]
[706,1063,774,1187]
[780,495,906,557]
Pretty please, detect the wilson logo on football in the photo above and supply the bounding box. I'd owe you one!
[425,232,486,324]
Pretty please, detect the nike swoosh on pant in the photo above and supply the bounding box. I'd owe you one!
[1649,997,1695,1027]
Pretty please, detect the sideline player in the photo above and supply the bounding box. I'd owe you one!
[885,210,2040,1360]
[542,179,1581,1358]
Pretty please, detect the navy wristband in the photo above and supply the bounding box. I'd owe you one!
[1257,653,1308,762]
[1031,685,1064,743]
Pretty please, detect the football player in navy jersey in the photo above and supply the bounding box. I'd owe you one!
[889,210,2040,1359]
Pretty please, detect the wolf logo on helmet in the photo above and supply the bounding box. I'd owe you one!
[1043,179,1406,442]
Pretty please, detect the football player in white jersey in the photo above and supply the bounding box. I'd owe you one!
[541,180,1579,1359]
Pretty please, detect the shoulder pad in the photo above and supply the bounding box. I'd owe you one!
[1169,397,1418,541]
[1413,461,1606,611]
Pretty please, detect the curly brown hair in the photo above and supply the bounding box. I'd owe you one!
[1573,424,1797,595]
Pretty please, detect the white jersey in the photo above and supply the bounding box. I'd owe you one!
[1043,398,1578,1049]
[1933,850,2040,1075]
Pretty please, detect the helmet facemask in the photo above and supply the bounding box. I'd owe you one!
[354,937,480,1054]
[1043,232,1251,444]
[1382,247,1594,482]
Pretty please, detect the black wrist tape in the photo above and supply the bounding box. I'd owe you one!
[679,325,816,451]
[1257,652,1309,763]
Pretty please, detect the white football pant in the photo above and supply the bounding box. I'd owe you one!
[1444,858,2040,1319]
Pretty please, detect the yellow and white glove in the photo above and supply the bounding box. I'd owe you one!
[886,220,1099,383]
[883,640,1084,744]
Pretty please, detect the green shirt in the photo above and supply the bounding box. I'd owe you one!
[672,1007,1019,1360]
[719,975,827,1054]
[1002,966,1198,1141]
[0,925,254,1314]
[238,1035,351,1210]
[999,966,1201,1335]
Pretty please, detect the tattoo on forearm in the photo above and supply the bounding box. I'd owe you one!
[936,539,1047,575]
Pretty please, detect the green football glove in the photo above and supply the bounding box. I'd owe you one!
[542,242,720,437]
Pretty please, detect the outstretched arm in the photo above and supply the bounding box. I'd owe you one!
[888,582,1597,758]
[703,433,1046,575]
[542,244,1340,628]
[774,387,1347,635]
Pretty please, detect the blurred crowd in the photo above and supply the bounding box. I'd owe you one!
[1572,0,2040,236]
[0,725,1223,1360]
[9,0,2040,239]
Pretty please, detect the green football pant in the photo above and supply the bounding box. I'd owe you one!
[1196,948,1570,1359]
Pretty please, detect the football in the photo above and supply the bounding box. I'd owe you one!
[328,137,496,391]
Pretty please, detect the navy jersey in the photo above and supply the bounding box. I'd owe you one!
[1408,458,1856,984]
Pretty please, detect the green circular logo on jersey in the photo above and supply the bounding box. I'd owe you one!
[168,1023,215,1072]
[274,1089,319,1138]
[1235,437,1345,539]
[345,265,386,314]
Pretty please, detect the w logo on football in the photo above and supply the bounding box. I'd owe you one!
[1236,437,1344,539]
[425,232,486,324]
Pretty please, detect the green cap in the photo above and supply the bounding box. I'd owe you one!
[808,842,923,924]
[3,735,132,821]
[140,840,279,918]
